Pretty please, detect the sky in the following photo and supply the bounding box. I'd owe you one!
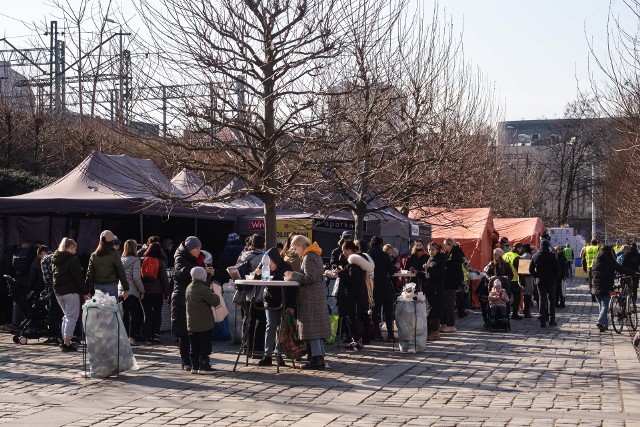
[0,0,633,121]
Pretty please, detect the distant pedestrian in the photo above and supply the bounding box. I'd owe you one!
[529,240,559,327]
[186,266,220,374]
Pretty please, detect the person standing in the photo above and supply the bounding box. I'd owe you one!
[86,230,129,299]
[120,239,146,344]
[141,243,171,344]
[172,236,212,371]
[331,231,354,270]
[622,243,640,305]
[442,238,464,333]
[502,242,524,320]
[425,242,446,341]
[555,246,568,308]
[529,240,560,327]
[590,245,637,332]
[404,240,429,293]
[185,266,220,374]
[284,235,331,370]
[368,236,398,341]
[215,233,245,284]
[582,239,600,302]
[51,238,91,352]
[563,244,574,279]
[520,244,535,318]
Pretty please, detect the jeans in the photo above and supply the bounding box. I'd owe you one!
[309,338,325,356]
[188,329,212,370]
[142,294,164,339]
[56,293,80,339]
[94,283,118,298]
[264,308,282,357]
[490,305,506,318]
[595,294,611,328]
[123,295,144,338]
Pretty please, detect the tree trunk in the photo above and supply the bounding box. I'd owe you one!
[263,194,278,248]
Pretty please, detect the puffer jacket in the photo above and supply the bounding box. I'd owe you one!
[591,250,635,296]
[444,245,464,290]
[119,256,145,298]
[86,248,129,291]
[171,243,204,337]
[52,250,89,296]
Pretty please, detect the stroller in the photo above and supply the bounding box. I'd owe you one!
[477,275,511,332]
[3,275,52,344]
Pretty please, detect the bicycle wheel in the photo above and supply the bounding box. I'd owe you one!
[610,295,625,334]
[628,295,638,331]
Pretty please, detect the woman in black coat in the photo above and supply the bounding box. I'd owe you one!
[404,240,429,293]
[425,242,446,340]
[441,238,464,332]
[591,245,637,332]
[368,236,398,341]
[172,236,209,370]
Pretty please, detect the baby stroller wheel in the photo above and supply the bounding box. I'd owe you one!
[12,335,20,344]
[19,336,28,345]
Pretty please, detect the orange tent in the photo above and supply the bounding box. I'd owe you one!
[409,207,499,272]
[408,207,499,308]
[493,217,546,247]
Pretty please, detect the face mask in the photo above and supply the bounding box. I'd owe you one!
[415,248,423,252]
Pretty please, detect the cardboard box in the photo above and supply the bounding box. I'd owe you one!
[518,259,531,275]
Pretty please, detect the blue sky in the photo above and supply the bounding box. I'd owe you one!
[0,0,632,121]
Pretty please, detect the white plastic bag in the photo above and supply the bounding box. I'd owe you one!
[395,300,428,353]
[222,282,243,344]
[210,282,229,322]
[83,291,139,378]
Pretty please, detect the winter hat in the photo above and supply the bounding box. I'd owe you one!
[100,230,116,242]
[494,279,502,288]
[341,230,354,239]
[541,240,550,249]
[493,248,505,257]
[191,266,208,282]
[184,236,202,251]
[500,237,509,245]
[227,232,240,242]
[541,233,551,241]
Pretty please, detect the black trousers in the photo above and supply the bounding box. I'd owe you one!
[0,278,13,325]
[373,299,394,338]
[142,294,163,339]
[242,303,266,355]
[48,293,63,338]
[510,283,522,316]
[179,335,191,366]
[538,284,556,323]
[188,329,212,370]
[123,295,144,338]
[344,311,361,342]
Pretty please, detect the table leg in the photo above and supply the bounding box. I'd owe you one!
[233,302,251,372]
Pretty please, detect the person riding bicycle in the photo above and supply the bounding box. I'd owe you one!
[591,245,638,333]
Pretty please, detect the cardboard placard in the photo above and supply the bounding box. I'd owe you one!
[518,259,531,275]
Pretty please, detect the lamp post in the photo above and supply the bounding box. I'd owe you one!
[105,18,124,128]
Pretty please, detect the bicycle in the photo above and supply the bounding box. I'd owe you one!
[609,275,638,334]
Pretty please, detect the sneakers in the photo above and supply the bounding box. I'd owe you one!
[60,343,78,352]
[42,337,61,345]
[258,357,273,366]
[345,341,363,351]
[181,363,192,371]
[426,332,440,342]
[198,365,216,375]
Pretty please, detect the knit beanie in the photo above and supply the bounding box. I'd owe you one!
[191,266,207,283]
[184,236,202,251]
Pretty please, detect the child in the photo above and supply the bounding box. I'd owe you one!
[185,266,220,374]
[488,279,510,322]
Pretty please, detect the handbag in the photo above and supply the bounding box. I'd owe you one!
[279,313,307,359]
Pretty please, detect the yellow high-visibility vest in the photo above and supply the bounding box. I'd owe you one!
[584,245,599,269]
[503,251,520,282]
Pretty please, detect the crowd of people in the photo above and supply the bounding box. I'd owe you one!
[1,227,639,375]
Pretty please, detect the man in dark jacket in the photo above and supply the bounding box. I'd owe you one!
[622,243,640,305]
[591,245,637,332]
[331,231,354,269]
[529,240,559,327]
[368,235,398,341]
[215,233,245,283]
[555,246,568,308]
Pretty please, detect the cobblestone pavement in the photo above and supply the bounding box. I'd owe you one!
[1,278,639,426]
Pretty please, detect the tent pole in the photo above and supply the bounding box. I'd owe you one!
[139,214,144,243]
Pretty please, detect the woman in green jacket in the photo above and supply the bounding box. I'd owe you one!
[86,230,129,299]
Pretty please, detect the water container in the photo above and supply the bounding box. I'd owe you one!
[261,252,270,281]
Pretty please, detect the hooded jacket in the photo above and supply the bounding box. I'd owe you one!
[185,279,221,332]
[529,248,559,289]
[256,247,295,308]
[591,248,636,296]
[171,242,204,336]
[51,250,89,296]
[444,245,464,290]
[337,253,374,316]
[86,247,129,291]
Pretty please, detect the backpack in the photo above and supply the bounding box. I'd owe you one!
[141,257,160,280]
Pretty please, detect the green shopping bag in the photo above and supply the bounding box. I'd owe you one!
[279,313,307,359]
[324,314,339,345]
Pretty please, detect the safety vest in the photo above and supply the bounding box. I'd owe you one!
[613,245,622,254]
[584,245,599,269]
[502,251,520,282]
[563,247,574,260]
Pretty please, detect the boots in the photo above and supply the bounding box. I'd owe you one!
[523,295,533,318]
[301,355,325,370]
[427,318,440,342]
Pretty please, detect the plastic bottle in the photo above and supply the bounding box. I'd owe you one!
[261,252,270,281]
